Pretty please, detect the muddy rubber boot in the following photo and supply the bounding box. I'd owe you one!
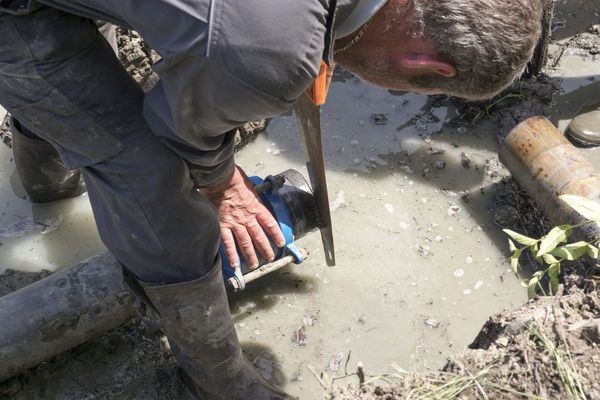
[142,261,296,400]
[11,119,86,204]
[567,102,600,147]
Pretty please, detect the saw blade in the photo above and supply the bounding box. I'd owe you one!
[294,93,335,266]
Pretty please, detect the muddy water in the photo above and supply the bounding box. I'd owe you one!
[0,81,527,398]
[231,82,527,398]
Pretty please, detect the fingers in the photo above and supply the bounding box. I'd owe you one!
[231,224,259,269]
[246,219,275,263]
[221,228,239,269]
[224,214,283,270]
[256,204,286,248]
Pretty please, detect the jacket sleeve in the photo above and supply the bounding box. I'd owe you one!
[143,55,296,187]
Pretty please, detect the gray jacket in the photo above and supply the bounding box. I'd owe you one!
[2,0,387,185]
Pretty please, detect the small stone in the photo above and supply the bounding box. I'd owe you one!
[457,127,467,134]
[351,140,360,146]
[474,280,484,290]
[303,311,319,327]
[460,152,471,169]
[434,160,446,169]
[424,318,441,329]
[453,269,465,278]
[292,326,307,346]
[370,114,388,125]
[417,245,432,257]
[463,289,472,295]
[447,205,461,216]
[426,148,445,156]
[400,222,410,230]
[466,256,473,264]
[329,352,346,372]
[434,235,443,242]
[384,203,395,213]
[353,158,361,165]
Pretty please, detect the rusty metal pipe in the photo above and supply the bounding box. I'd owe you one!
[0,253,138,382]
[499,116,600,242]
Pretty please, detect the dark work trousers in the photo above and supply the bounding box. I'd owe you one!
[13,19,117,140]
[0,6,221,284]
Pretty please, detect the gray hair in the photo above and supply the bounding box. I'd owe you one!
[410,0,544,100]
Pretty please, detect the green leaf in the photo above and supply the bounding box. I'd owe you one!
[542,253,559,265]
[587,244,599,259]
[550,241,590,260]
[560,195,600,224]
[511,249,522,274]
[503,229,538,246]
[528,275,540,299]
[508,239,517,253]
[537,225,572,257]
[529,242,539,255]
[548,263,560,294]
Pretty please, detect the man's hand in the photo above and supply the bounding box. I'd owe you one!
[201,166,285,269]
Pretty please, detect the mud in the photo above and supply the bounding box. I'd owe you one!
[0,320,183,400]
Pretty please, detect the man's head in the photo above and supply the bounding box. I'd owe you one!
[334,0,544,100]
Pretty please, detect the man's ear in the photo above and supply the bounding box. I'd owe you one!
[399,53,457,78]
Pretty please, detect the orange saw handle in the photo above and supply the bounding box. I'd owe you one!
[305,60,334,106]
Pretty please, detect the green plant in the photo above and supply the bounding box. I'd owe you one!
[504,195,600,299]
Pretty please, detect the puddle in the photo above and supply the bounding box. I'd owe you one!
[0,140,105,274]
[231,81,527,397]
